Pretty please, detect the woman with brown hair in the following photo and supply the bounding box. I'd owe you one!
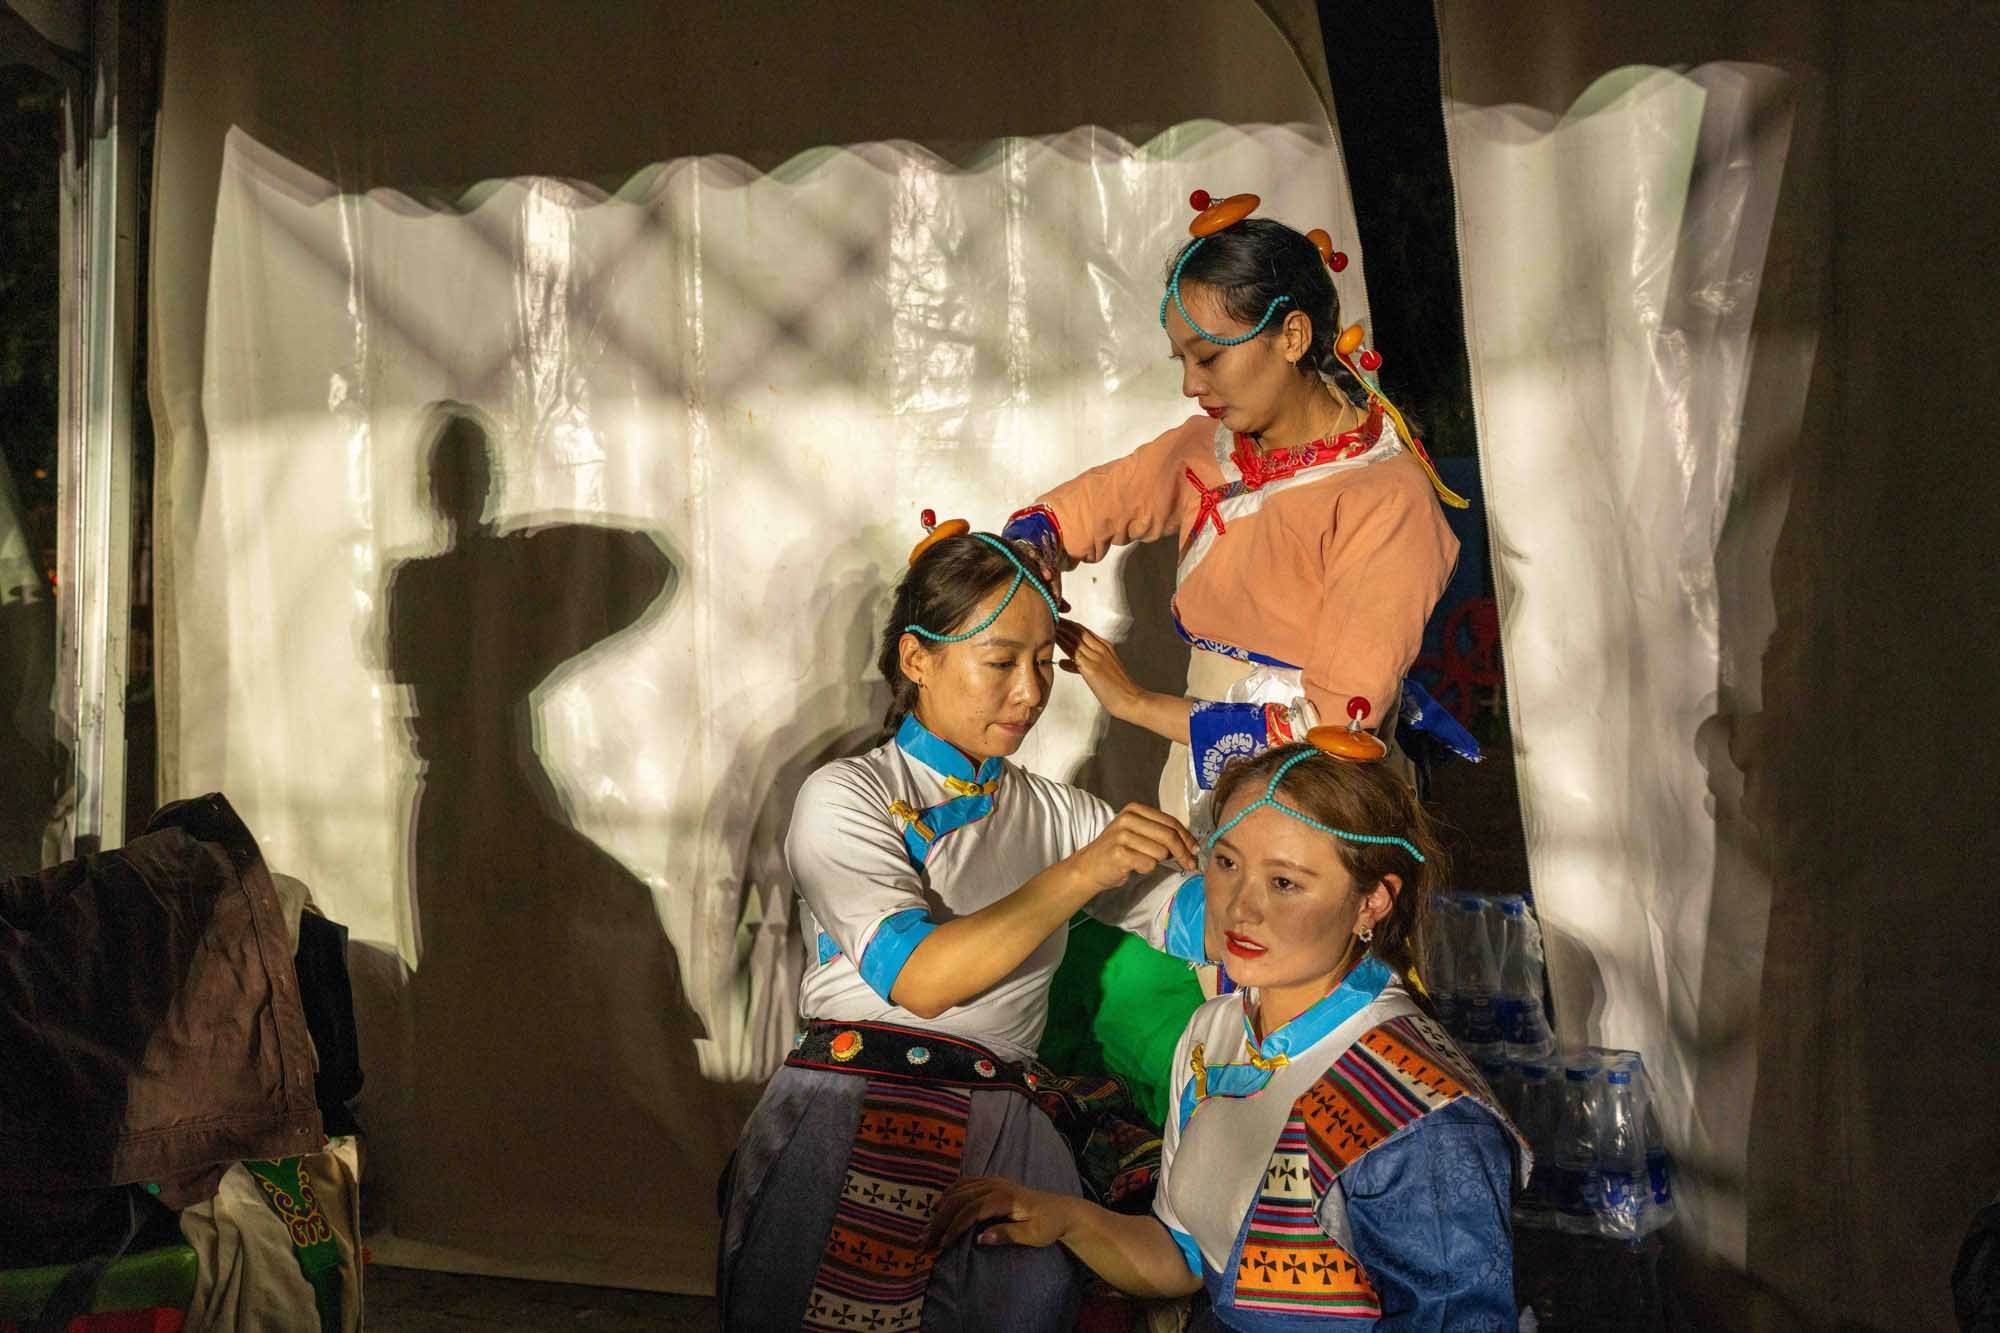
[929,741,1526,1329]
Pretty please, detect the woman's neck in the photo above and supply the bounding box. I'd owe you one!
[1250,948,1363,1043]
[908,708,989,768]
[1252,379,1363,455]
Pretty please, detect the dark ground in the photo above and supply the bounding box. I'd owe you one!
[366,1266,719,1332]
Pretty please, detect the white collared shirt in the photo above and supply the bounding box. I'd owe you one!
[785,716,1206,1061]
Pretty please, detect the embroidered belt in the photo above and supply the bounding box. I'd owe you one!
[786,1019,1036,1097]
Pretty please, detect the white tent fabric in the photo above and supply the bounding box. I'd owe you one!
[1438,5,2000,1327]
[1441,57,1802,1271]
[152,0,1356,1290]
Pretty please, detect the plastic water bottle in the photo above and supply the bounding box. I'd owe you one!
[1596,1064,1649,1238]
[1512,1062,1560,1229]
[1640,1088,1675,1229]
[1487,1057,1525,1123]
[1453,898,1503,1061]
[1495,897,1555,1061]
[1553,1060,1602,1234]
[1426,894,1462,1033]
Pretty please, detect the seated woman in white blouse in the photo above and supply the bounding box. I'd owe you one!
[928,739,1527,1330]
[716,518,1210,1333]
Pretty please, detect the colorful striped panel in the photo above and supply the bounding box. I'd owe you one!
[1232,1120,1381,1317]
[803,1080,970,1331]
[1295,1015,1492,1193]
[1231,1015,1515,1321]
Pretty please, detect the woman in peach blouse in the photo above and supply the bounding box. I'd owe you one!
[1004,193,1476,826]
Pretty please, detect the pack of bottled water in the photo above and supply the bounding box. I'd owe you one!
[1515,1047,1676,1237]
[1427,894,1677,1238]
[1426,892,1556,1065]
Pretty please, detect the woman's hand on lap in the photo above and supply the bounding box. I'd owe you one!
[925,1177,1071,1252]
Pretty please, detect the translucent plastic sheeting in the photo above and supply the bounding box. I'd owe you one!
[1443,63,1801,1266]
[173,122,1360,1287]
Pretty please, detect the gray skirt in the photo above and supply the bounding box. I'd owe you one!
[718,1063,1084,1332]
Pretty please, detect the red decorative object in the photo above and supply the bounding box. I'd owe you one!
[1359,349,1383,372]
[1228,407,1384,488]
[1411,597,1503,727]
[920,508,936,531]
[1330,251,1349,273]
[1180,409,1389,549]
[1346,696,1372,723]
[1184,467,1231,542]
[1189,189,1212,211]
[829,1029,864,1062]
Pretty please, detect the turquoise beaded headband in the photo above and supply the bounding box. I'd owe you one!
[904,532,1061,644]
[1157,236,1292,347]
[1205,748,1426,862]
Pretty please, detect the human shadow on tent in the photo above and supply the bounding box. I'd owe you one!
[383,405,718,1259]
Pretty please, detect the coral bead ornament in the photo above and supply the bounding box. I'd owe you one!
[1189,189,1212,211]
[1330,323,1469,510]
[908,511,970,565]
[1189,192,1260,237]
[1305,695,1388,762]
[1304,228,1351,273]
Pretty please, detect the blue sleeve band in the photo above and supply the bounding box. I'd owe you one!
[858,907,939,1003]
[1188,700,1271,790]
[1163,875,1207,963]
[1165,1224,1203,1277]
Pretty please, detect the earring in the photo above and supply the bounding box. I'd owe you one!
[1358,923,1374,944]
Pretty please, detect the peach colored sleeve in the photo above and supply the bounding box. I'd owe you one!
[1302,472,1459,733]
[1031,417,1211,564]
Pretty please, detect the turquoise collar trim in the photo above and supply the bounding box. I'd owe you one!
[895,715,1002,788]
[1177,954,1393,1132]
[890,715,1006,868]
[1241,954,1391,1063]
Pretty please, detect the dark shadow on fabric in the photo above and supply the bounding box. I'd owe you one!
[1732,10,2000,1330]
[381,406,730,1256]
[706,553,891,1072]
[1065,537,1183,808]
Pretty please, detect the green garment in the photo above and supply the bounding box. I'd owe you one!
[1043,916,1203,1127]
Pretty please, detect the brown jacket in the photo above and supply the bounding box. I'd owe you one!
[0,793,321,1209]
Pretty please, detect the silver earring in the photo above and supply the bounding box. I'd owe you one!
[1358,924,1374,944]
